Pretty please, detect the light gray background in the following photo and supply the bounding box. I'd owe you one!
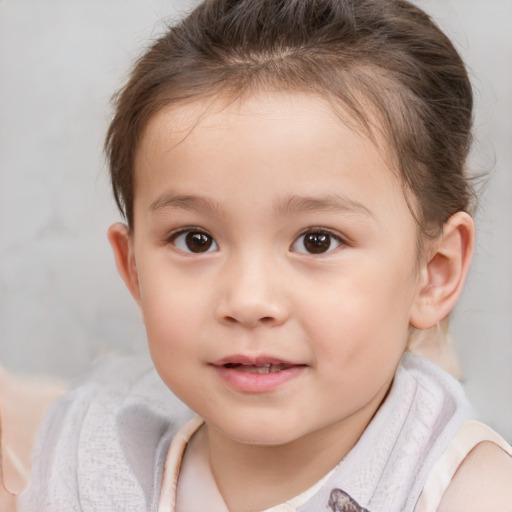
[1,1,511,440]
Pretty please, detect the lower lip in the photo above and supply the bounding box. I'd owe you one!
[212,365,306,393]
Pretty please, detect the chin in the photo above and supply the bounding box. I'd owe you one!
[228,431,298,447]
[209,416,308,447]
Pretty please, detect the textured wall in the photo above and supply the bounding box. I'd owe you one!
[1,0,511,440]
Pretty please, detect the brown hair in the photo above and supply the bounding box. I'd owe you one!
[105,0,475,234]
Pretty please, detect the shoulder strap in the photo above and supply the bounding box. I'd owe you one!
[414,420,512,512]
[158,416,204,512]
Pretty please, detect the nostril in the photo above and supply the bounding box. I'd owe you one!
[215,296,288,327]
[221,314,276,327]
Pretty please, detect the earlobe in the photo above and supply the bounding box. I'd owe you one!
[107,223,142,307]
[410,212,475,329]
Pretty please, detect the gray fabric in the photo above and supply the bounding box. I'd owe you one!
[19,353,193,512]
[298,352,473,512]
[19,352,473,512]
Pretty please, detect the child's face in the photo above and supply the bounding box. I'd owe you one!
[120,92,426,447]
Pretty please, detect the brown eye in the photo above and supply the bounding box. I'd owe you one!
[304,233,331,254]
[172,230,218,253]
[292,231,342,254]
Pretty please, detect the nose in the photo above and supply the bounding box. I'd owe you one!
[214,253,289,328]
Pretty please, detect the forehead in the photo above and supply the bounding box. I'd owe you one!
[135,90,394,177]
[133,91,412,226]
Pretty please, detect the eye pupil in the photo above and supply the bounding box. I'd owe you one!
[304,233,331,254]
[185,232,212,253]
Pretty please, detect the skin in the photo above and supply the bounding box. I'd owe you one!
[109,91,475,511]
[438,442,512,511]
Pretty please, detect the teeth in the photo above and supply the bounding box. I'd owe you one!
[225,363,287,374]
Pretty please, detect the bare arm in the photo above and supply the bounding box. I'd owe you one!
[438,441,512,512]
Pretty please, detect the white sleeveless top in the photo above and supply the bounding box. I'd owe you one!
[19,351,512,512]
[161,417,512,512]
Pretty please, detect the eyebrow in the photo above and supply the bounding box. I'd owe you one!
[149,192,372,218]
[276,194,373,218]
[149,193,224,215]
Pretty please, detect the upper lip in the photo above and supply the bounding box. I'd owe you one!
[211,355,301,367]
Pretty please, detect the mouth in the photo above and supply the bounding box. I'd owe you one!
[211,355,306,392]
[222,362,294,374]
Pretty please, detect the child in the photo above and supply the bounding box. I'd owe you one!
[20,0,512,511]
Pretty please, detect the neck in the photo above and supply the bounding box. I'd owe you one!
[205,398,382,512]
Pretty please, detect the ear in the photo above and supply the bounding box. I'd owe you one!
[108,223,142,307]
[410,212,475,329]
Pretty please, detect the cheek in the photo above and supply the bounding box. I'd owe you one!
[136,267,205,353]
[140,288,205,396]
[142,295,198,349]
[299,265,414,360]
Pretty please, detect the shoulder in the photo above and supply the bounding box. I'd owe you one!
[29,352,184,454]
[415,421,512,512]
[20,353,193,511]
[438,440,512,512]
